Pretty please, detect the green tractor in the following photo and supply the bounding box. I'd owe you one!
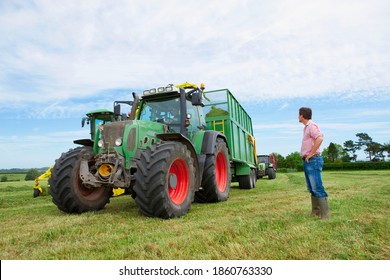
[49,83,233,218]
[76,101,133,197]
[77,100,134,146]
[256,154,277,180]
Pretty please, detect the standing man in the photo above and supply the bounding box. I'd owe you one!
[299,107,330,220]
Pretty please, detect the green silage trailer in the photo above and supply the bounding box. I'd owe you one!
[204,89,258,189]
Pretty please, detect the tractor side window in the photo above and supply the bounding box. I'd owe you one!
[186,100,203,139]
[198,106,206,127]
[92,119,106,140]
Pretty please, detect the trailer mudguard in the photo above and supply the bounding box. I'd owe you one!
[235,162,252,176]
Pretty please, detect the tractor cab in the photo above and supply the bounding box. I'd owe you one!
[74,109,114,146]
[74,100,135,147]
[137,83,206,139]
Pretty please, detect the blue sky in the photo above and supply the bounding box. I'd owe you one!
[1,0,389,169]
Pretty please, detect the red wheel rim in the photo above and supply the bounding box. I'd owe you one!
[168,158,189,205]
[215,151,227,192]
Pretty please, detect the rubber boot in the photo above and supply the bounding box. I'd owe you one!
[311,195,321,217]
[318,197,330,220]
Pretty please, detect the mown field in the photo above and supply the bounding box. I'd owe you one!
[0,170,389,260]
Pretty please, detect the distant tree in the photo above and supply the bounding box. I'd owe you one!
[323,143,349,163]
[273,153,286,168]
[1,175,7,182]
[370,142,385,161]
[25,169,41,181]
[285,152,302,169]
[321,148,329,162]
[343,140,359,162]
[336,143,350,162]
[356,133,374,161]
[327,142,338,162]
[383,142,390,159]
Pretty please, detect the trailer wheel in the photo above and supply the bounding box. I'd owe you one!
[251,169,257,188]
[134,142,196,218]
[196,138,231,203]
[49,147,112,213]
[238,168,256,189]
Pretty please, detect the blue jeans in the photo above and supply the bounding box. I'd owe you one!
[303,156,328,198]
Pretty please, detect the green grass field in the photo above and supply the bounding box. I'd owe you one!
[0,170,389,260]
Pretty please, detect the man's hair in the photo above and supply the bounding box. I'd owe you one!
[299,107,312,120]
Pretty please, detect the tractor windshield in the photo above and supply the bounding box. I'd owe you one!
[138,97,181,132]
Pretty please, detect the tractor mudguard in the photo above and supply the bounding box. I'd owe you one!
[198,131,228,181]
[201,131,228,155]
[73,138,94,146]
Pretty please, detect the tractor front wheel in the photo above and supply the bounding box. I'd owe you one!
[49,147,112,213]
[134,142,196,218]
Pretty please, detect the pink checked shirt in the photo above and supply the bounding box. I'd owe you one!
[301,120,323,157]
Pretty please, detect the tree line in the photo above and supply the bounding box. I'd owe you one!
[1,133,388,180]
[274,132,390,170]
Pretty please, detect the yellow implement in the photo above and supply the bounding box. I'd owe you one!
[33,166,53,197]
[32,165,126,197]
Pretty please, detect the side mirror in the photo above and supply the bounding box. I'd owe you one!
[114,104,121,116]
[191,91,204,106]
[81,117,89,127]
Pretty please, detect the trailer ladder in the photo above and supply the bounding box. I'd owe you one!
[213,119,225,135]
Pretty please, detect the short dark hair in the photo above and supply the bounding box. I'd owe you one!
[299,107,312,120]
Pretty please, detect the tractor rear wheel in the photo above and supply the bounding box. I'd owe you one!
[196,138,231,203]
[134,142,196,218]
[49,147,112,213]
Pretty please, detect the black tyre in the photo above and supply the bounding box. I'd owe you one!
[238,168,256,189]
[268,168,276,180]
[134,142,196,218]
[33,188,41,198]
[196,138,231,203]
[49,147,112,213]
[251,169,257,188]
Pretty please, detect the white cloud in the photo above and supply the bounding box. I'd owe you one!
[1,0,389,168]
[1,0,389,107]
[321,121,390,131]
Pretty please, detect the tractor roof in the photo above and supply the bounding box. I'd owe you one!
[86,109,114,120]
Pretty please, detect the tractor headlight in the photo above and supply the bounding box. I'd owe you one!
[97,139,104,148]
[115,137,123,146]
